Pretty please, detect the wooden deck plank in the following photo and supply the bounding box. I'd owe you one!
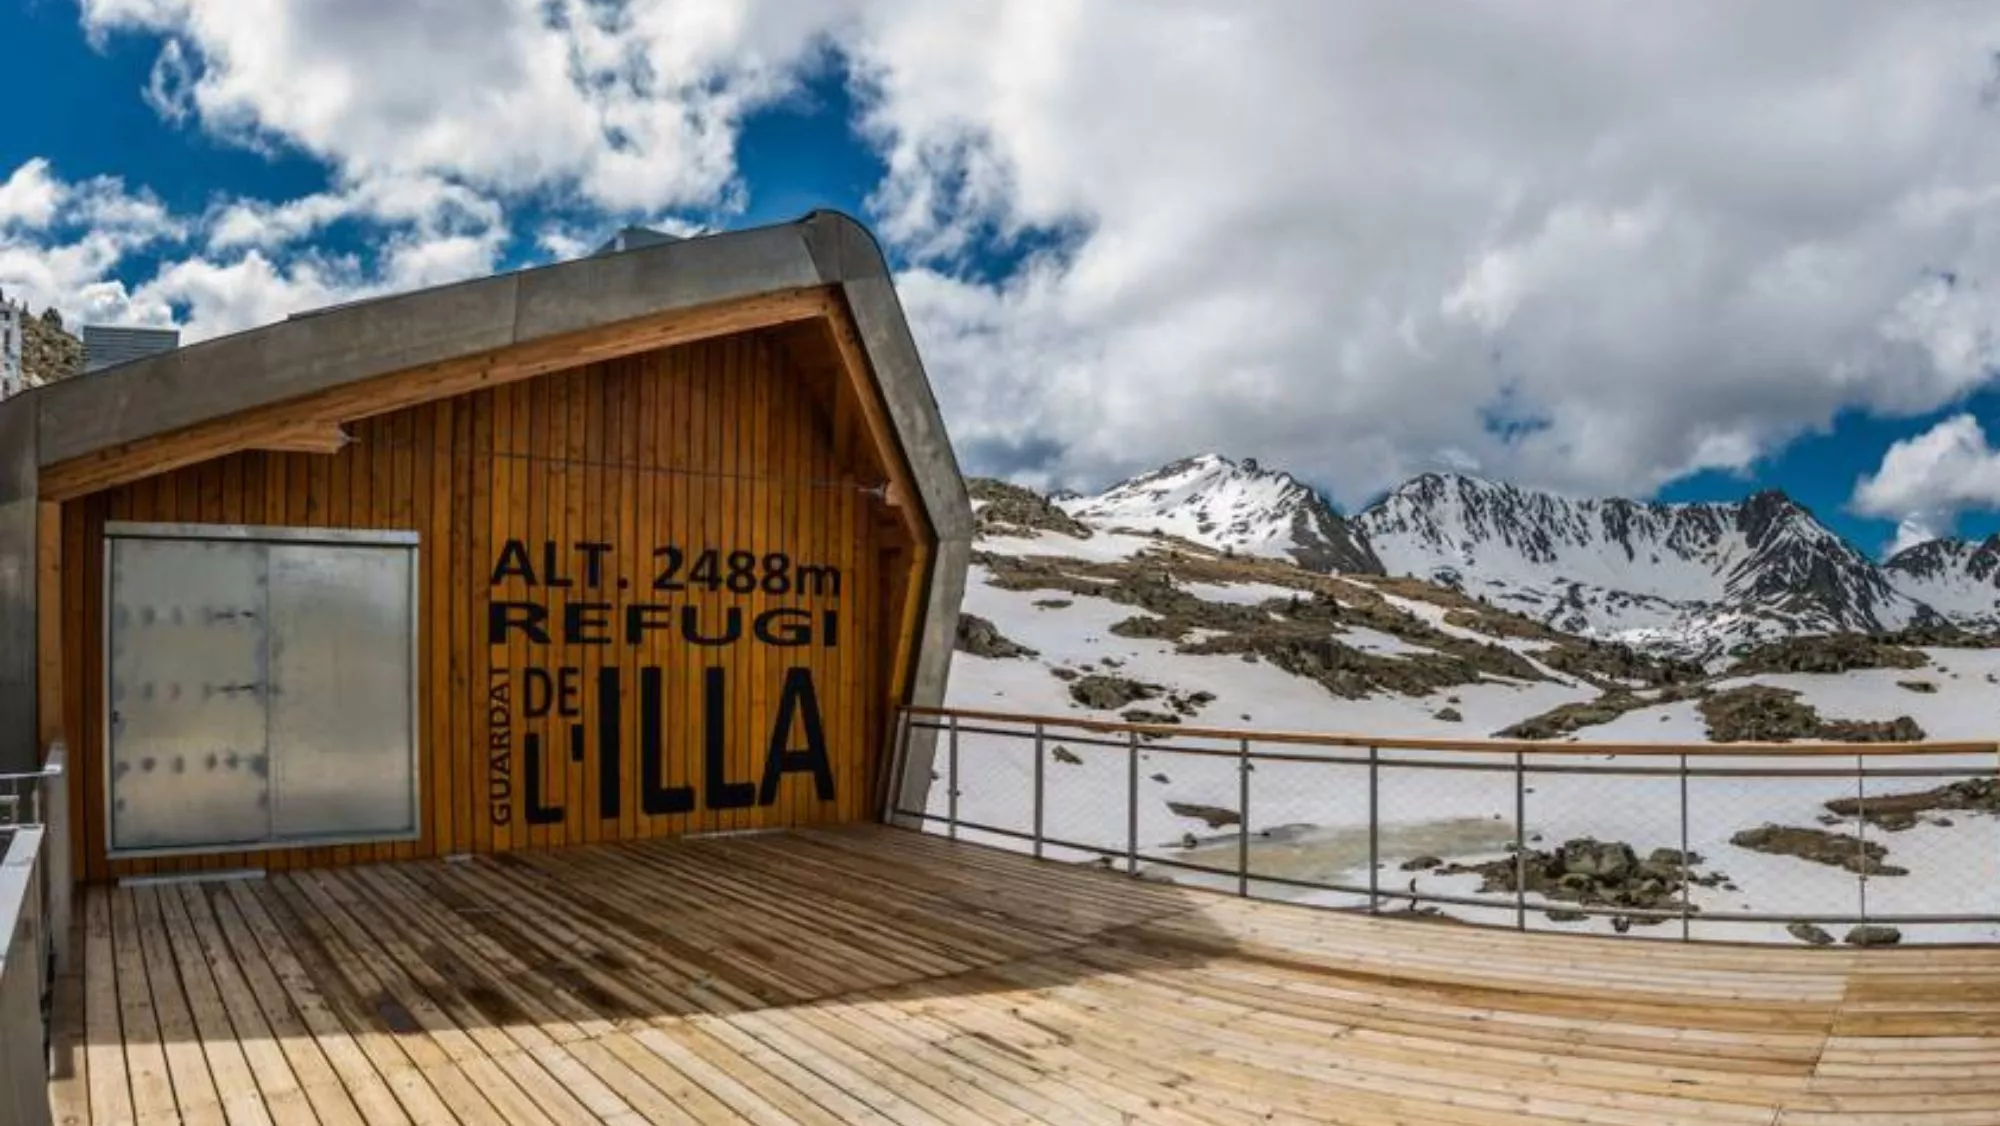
[53,825,2000,1125]
[80,891,130,1126]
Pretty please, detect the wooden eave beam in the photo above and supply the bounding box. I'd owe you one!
[821,304,930,550]
[252,421,351,455]
[40,285,838,501]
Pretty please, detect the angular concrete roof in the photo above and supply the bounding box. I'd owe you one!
[0,211,972,780]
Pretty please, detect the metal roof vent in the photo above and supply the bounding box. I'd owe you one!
[83,324,180,374]
[591,225,682,257]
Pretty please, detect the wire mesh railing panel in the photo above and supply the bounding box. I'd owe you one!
[1235,748,1371,908]
[897,707,2000,944]
[1841,756,2000,941]
[1038,729,1140,862]
[1376,749,1517,925]
[1520,760,1686,937]
[1684,761,1864,940]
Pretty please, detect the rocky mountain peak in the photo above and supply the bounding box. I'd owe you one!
[1357,472,1929,656]
[1881,532,2000,626]
[1061,454,1382,574]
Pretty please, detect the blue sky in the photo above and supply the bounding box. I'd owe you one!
[7,2,2000,559]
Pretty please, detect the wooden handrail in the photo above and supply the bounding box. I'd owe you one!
[901,704,2000,758]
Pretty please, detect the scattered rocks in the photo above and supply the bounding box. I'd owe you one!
[1540,639,1705,689]
[1823,778,2000,831]
[1729,825,1908,876]
[955,613,1039,659]
[1699,685,1927,744]
[1122,709,1181,726]
[1400,855,1443,871]
[977,549,1552,701]
[1069,674,1161,710]
[1724,634,1927,677]
[1433,707,1463,723]
[1033,598,1074,610]
[1819,716,1927,743]
[1431,837,1728,926]
[1495,693,1648,740]
[1109,615,1185,641]
[1049,666,1080,682]
[1699,686,1821,742]
[1897,679,1938,694]
[1787,922,1835,946]
[968,478,1093,539]
[1167,802,1241,829]
[1844,924,1902,947]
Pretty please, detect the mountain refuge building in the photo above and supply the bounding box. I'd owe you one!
[0,211,971,881]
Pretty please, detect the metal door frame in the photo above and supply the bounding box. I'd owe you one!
[102,521,422,860]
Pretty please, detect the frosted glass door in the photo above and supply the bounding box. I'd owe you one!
[267,542,417,839]
[106,537,273,852]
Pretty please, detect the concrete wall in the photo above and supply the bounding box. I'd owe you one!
[0,398,35,775]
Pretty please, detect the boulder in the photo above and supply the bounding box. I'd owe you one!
[1167,802,1241,829]
[1559,839,1637,881]
[1844,925,1902,947]
[955,613,1039,659]
[1729,825,1908,876]
[1069,674,1161,710]
[1786,922,1835,946]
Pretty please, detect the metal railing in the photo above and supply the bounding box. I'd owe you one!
[890,706,2000,944]
[0,742,68,1126]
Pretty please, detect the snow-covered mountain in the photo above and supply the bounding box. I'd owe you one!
[1354,473,1933,658]
[947,484,2000,943]
[1885,534,2000,627]
[1058,454,1382,574]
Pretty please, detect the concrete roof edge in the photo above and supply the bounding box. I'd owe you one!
[29,214,909,470]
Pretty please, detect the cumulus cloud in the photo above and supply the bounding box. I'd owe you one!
[0,160,505,341]
[0,159,64,229]
[833,2,2000,503]
[77,0,842,213]
[1852,414,2000,550]
[36,0,2000,511]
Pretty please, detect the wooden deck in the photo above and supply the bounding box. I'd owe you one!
[47,826,2000,1126]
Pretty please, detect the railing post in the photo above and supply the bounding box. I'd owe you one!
[1513,751,1527,931]
[1856,753,1867,927]
[947,714,960,842]
[43,745,70,976]
[886,708,913,824]
[1367,745,1380,914]
[1679,752,1691,943]
[1127,730,1140,876]
[1032,722,1046,860]
[1237,737,1250,897]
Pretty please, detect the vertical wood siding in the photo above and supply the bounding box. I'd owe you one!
[59,334,914,880]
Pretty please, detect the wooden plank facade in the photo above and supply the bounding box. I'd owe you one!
[43,316,931,882]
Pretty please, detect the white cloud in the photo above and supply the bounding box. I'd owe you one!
[78,0,839,214]
[832,3,2000,502]
[30,1,2000,512]
[0,160,64,229]
[1852,414,2000,544]
[204,175,503,253]
[0,161,504,342]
